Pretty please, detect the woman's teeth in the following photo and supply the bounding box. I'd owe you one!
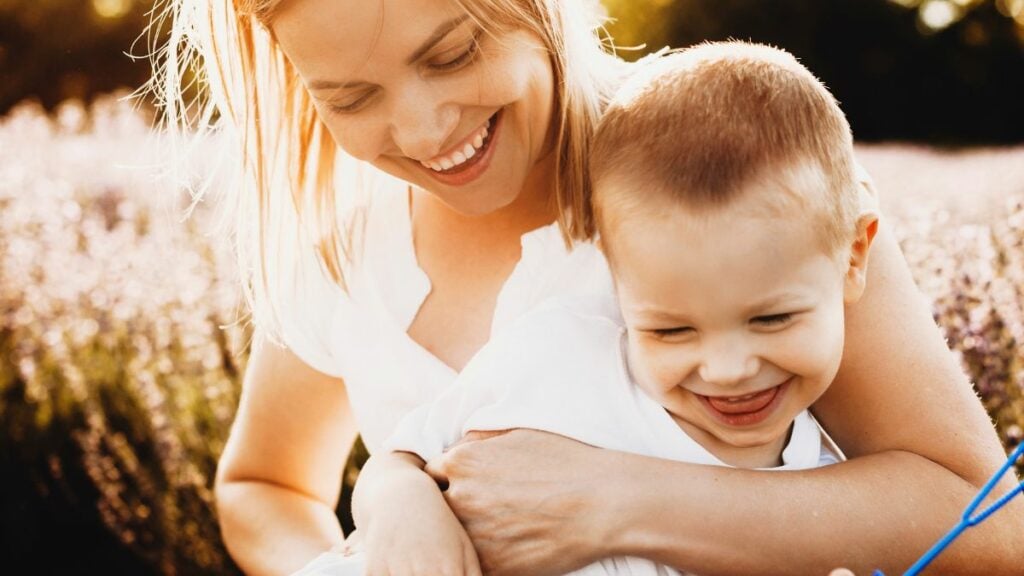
[421,119,491,172]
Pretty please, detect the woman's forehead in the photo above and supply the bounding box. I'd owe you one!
[271,0,469,84]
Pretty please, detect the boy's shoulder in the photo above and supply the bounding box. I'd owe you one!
[469,293,625,376]
[512,292,624,341]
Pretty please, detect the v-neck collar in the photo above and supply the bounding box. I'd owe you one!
[373,184,562,376]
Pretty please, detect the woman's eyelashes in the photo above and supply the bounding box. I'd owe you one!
[430,29,484,71]
[327,91,377,114]
[323,30,484,115]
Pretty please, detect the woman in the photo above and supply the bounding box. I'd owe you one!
[152,0,1022,574]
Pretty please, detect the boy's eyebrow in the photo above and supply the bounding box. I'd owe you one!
[630,306,693,324]
[307,14,472,92]
[745,293,806,314]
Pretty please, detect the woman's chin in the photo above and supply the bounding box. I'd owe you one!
[436,187,521,217]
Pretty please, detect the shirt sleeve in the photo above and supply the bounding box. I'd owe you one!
[383,331,519,461]
[274,241,347,378]
[270,162,387,379]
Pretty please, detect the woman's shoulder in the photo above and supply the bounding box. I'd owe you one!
[492,225,615,333]
[271,168,415,376]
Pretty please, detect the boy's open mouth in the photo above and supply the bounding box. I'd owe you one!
[697,378,791,427]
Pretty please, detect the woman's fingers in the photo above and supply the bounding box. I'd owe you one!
[423,450,450,485]
[423,429,606,575]
[451,429,509,447]
[426,429,509,482]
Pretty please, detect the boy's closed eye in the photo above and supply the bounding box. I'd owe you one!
[751,313,795,327]
[643,313,798,333]
[645,326,696,340]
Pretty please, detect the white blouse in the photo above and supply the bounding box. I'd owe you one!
[277,174,615,453]
[275,165,877,455]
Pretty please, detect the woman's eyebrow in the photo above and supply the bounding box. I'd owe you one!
[308,14,472,92]
[405,14,472,65]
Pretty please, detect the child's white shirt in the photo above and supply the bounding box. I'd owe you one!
[382,294,840,576]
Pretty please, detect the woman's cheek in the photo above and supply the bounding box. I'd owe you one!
[313,104,385,162]
[330,119,381,162]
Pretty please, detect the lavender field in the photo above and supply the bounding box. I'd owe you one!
[1,97,1022,574]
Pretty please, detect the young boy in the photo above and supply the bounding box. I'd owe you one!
[297,41,879,576]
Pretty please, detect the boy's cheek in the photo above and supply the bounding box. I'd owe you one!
[777,321,845,374]
[631,344,692,392]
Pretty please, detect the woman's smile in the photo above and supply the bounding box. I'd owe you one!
[416,109,502,187]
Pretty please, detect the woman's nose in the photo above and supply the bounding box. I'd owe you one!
[388,84,458,162]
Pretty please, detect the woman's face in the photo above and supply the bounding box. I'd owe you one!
[271,0,556,215]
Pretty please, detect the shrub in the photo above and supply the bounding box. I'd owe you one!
[0,100,1020,574]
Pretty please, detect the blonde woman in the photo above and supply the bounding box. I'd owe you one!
[152,0,1022,574]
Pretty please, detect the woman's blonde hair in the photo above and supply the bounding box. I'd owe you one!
[145,0,624,339]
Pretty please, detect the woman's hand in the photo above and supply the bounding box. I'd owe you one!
[424,429,615,576]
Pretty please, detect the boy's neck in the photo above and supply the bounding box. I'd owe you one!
[668,413,792,469]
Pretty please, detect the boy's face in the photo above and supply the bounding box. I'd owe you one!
[607,177,866,464]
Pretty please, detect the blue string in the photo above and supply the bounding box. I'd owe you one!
[873,441,1024,576]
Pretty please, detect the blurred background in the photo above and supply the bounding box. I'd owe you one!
[1,0,1022,574]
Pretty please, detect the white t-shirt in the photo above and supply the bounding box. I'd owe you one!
[384,295,840,576]
[277,173,615,453]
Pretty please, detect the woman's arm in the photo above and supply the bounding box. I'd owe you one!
[215,331,357,576]
[428,222,1024,575]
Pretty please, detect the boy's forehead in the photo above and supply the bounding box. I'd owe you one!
[598,159,845,260]
[609,190,842,286]
[611,204,843,323]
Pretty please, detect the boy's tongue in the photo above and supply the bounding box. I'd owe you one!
[706,386,778,414]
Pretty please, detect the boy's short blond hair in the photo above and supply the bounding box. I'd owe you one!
[590,41,860,257]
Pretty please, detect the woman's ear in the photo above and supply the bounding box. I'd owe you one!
[843,211,879,305]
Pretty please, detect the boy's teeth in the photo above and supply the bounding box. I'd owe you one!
[724,390,769,402]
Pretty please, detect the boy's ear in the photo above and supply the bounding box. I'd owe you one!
[843,211,879,305]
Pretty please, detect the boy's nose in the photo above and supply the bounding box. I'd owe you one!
[698,346,760,387]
